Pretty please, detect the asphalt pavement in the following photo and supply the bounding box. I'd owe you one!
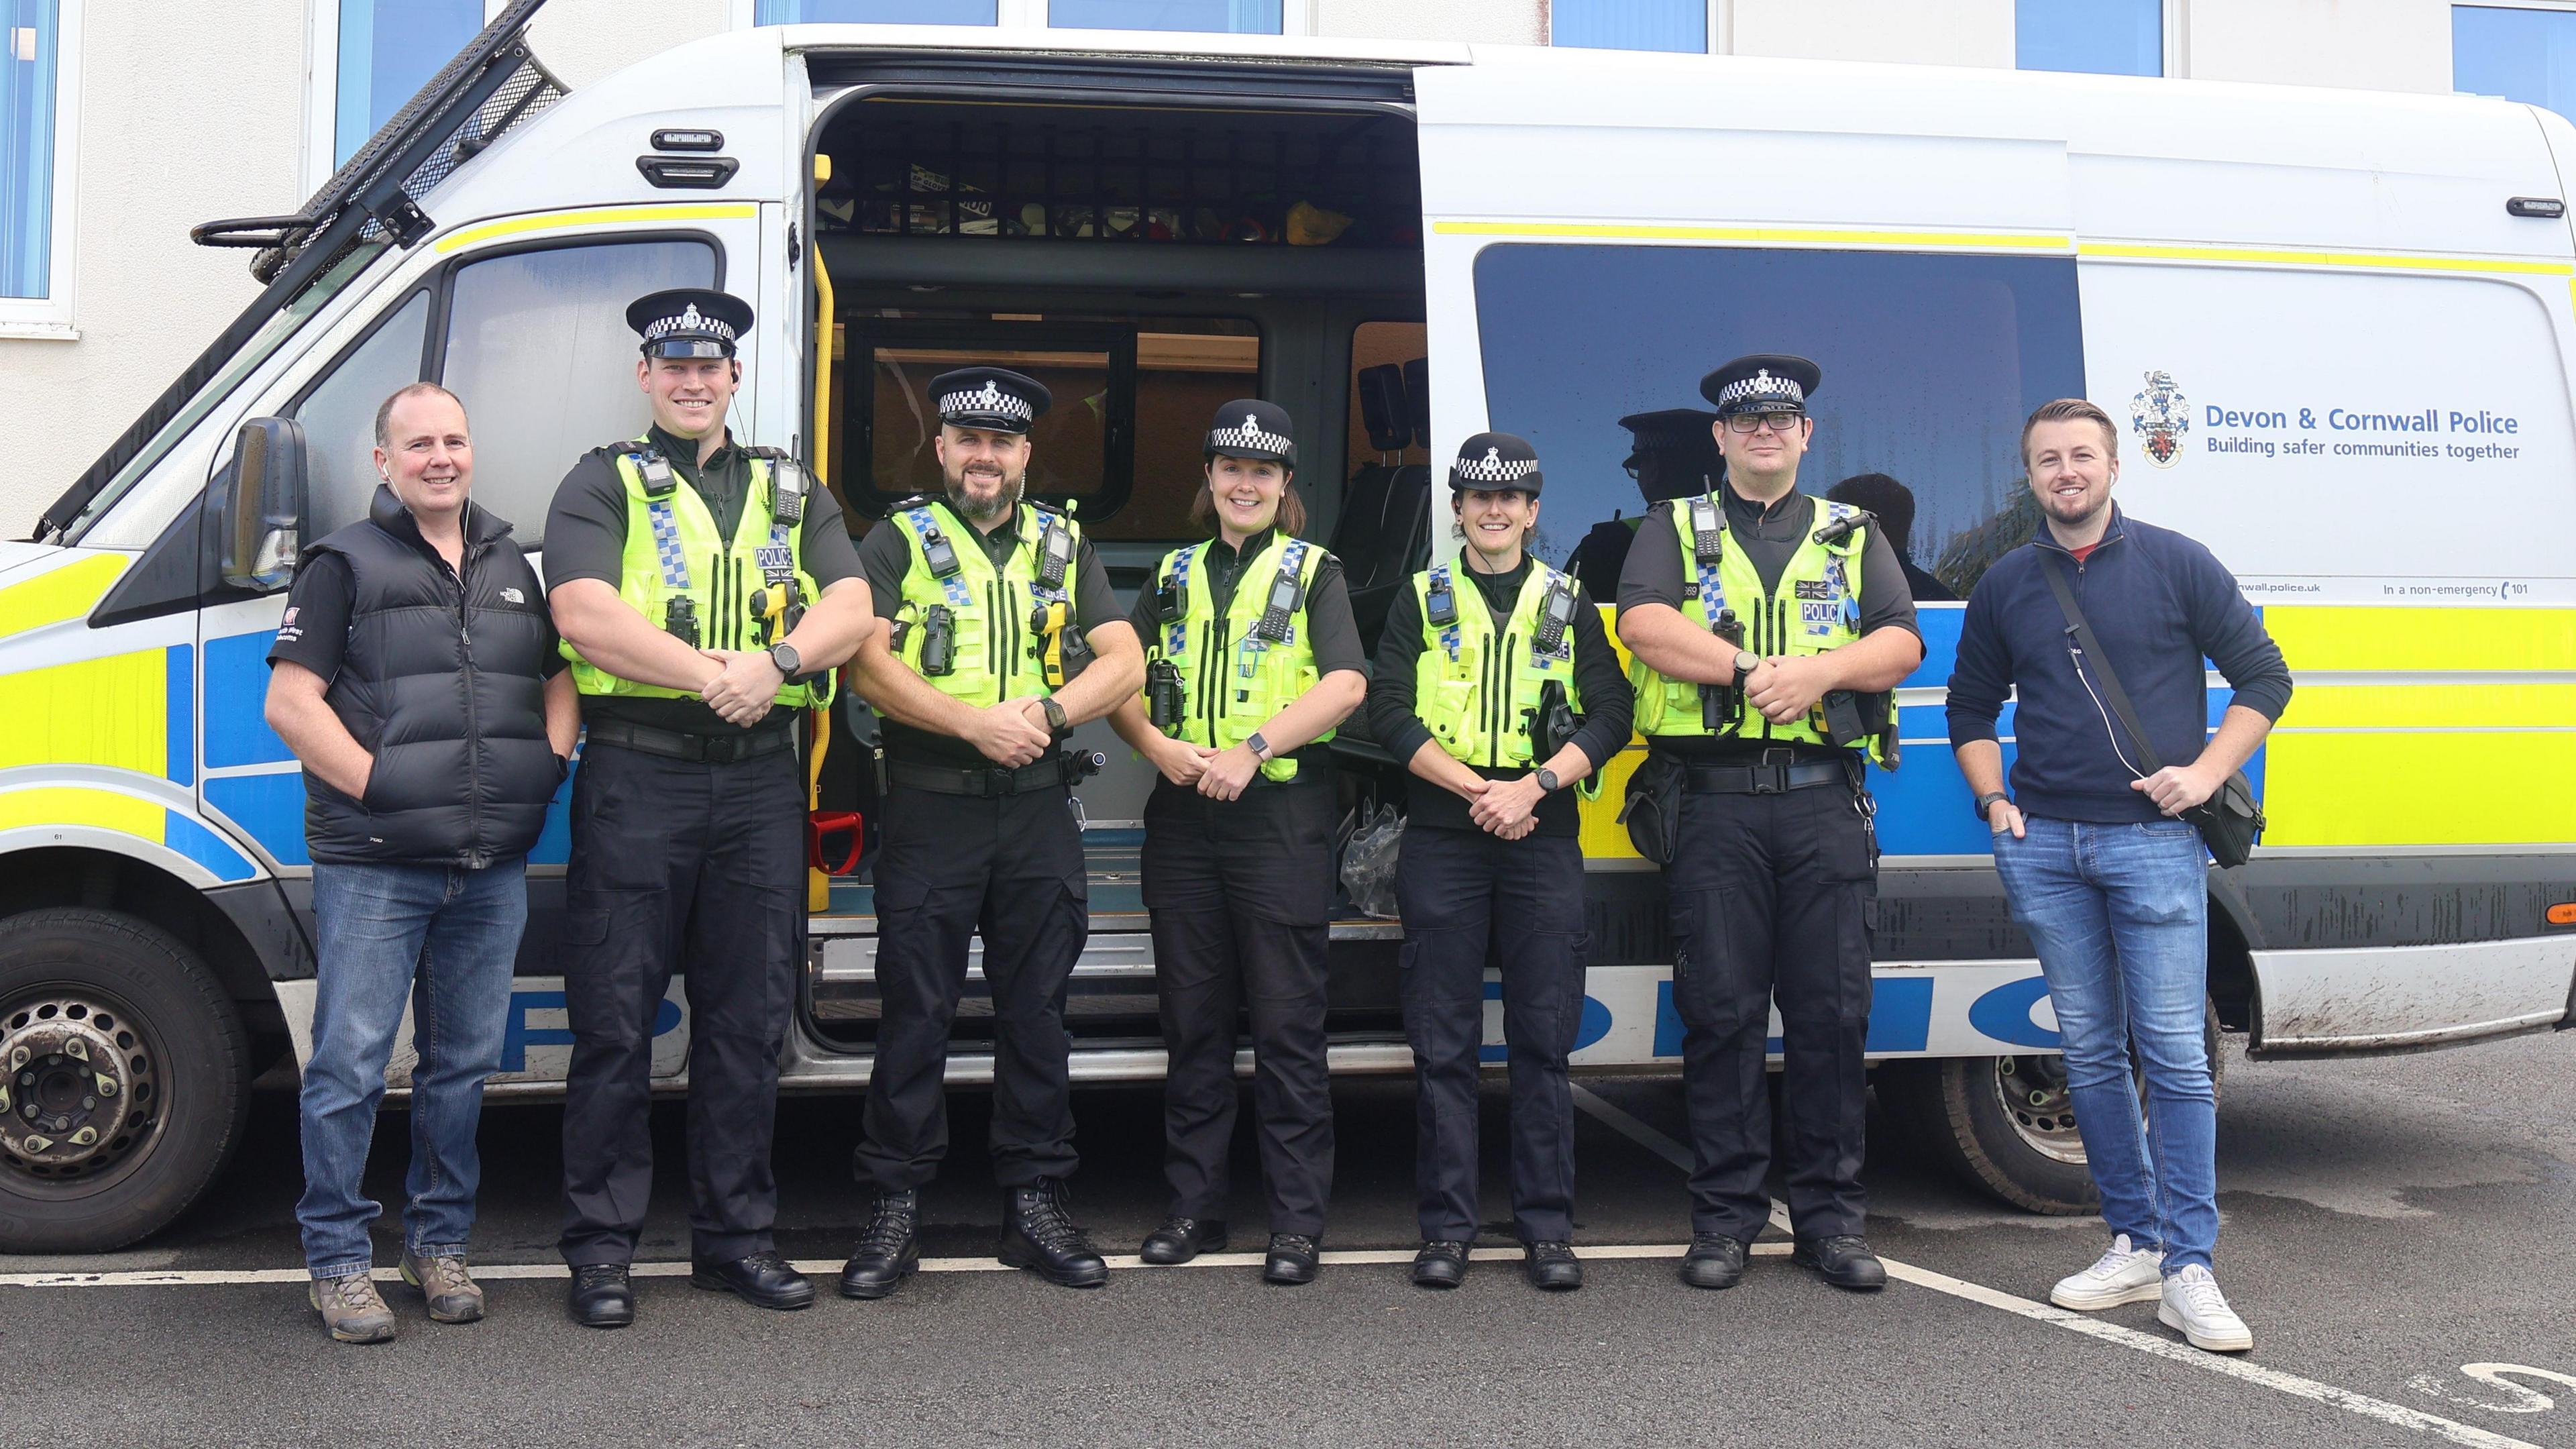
[5,1030,2573,1448]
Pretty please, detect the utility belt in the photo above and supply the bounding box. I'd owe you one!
[1619,747,1871,865]
[582,717,796,764]
[887,749,1105,798]
[1682,753,1854,795]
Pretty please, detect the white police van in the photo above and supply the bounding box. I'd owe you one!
[4,0,2571,1251]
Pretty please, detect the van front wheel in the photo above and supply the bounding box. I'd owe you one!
[0,909,252,1253]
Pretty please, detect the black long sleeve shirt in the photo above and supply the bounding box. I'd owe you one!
[1365,557,1632,837]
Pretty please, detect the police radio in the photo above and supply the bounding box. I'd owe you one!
[1532,576,1578,659]
[767,455,809,525]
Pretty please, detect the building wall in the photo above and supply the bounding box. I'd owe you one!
[0,0,2516,537]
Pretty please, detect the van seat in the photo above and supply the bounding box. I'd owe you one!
[1336,462,1431,646]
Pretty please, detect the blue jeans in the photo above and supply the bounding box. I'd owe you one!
[1991,816,2218,1273]
[297,859,526,1279]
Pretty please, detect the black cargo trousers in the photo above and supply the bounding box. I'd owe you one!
[558,737,804,1267]
[1664,763,1879,1244]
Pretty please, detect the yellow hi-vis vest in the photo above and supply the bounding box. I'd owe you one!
[886,498,1085,705]
[1411,559,1590,782]
[563,441,831,710]
[1627,490,1890,763]
[1146,532,1331,783]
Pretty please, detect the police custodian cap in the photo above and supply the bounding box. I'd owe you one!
[1450,431,1544,494]
[627,288,753,358]
[1203,398,1297,467]
[1619,407,1722,501]
[930,366,1053,434]
[1700,354,1822,417]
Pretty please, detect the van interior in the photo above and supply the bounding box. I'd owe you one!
[800,87,1432,1053]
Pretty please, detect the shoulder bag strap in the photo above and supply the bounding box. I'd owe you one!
[2038,553,2167,776]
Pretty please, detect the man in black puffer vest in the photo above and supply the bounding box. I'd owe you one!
[266,382,579,1344]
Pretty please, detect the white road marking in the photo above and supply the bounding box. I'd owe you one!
[2412,1364,2576,1415]
[1566,1084,2536,1449]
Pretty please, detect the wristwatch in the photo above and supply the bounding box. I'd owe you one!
[1536,767,1562,794]
[1040,698,1069,734]
[1245,731,1273,761]
[1731,649,1760,685]
[1974,791,2010,823]
[767,641,800,678]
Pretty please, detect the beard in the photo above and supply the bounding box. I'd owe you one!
[945,464,1023,523]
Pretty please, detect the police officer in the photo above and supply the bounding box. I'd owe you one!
[838,366,1145,1297]
[1364,433,1631,1293]
[1614,356,1923,1293]
[1566,408,1722,600]
[1106,400,1367,1286]
[544,288,878,1326]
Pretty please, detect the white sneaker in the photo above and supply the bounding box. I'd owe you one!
[2157,1265,2254,1352]
[2049,1233,2165,1310]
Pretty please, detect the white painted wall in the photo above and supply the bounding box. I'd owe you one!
[1321,0,1542,44]
[527,0,730,88]
[1733,0,2015,68]
[2183,0,2454,93]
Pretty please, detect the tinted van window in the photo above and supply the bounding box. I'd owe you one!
[1470,244,2084,595]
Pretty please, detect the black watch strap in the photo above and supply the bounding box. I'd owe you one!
[1041,698,1069,734]
[1975,791,2010,822]
[1536,767,1561,794]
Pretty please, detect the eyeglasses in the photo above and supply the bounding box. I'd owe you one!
[1722,412,1807,434]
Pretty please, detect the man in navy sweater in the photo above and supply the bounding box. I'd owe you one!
[1947,398,2291,1355]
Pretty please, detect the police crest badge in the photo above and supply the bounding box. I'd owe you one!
[2129,370,2190,467]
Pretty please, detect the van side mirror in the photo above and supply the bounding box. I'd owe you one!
[221,417,309,591]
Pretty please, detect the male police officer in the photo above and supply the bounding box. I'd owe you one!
[839,367,1145,1297]
[544,288,877,1327]
[1616,357,1922,1293]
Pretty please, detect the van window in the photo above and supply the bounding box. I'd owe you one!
[438,238,718,545]
[290,289,432,540]
[1470,244,2086,596]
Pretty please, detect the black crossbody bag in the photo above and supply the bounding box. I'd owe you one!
[2039,557,2265,867]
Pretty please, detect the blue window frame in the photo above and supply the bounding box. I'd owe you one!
[1046,0,1281,32]
[334,0,484,167]
[1552,0,1706,53]
[2016,0,2161,77]
[2455,6,2576,123]
[754,0,997,20]
[1,0,60,300]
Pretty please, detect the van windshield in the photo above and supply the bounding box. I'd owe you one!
[60,240,389,544]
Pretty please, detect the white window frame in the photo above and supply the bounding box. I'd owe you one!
[727,0,1317,35]
[0,0,83,339]
[301,0,507,197]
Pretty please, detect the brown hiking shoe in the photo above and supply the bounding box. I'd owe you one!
[400,1251,486,1324]
[309,1273,396,1344]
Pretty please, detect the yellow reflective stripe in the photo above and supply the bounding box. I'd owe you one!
[1432,220,2071,250]
[2078,242,2573,276]
[2265,606,2576,674]
[2271,682,2576,730]
[2261,732,2576,847]
[433,203,759,254]
[1578,748,1648,861]
[0,786,164,842]
[0,651,166,773]
[0,553,129,640]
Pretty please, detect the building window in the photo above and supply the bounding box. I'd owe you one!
[1046,0,1279,30]
[1,0,75,323]
[2016,0,2162,76]
[2455,5,2576,123]
[328,0,484,168]
[1551,0,1707,53]
[755,0,996,20]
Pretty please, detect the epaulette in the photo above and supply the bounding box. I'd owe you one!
[888,494,932,513]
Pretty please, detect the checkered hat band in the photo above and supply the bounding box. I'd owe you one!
[1453,451,1538,483]
[940,384,1034,421]
[1716,374,1804,408]
[1209,423,1291,453]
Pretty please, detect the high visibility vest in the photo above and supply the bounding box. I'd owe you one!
[1410,560,1588,773]
[1627,490,1892,763]
[1145,532,1332,783]
[563,441,831,710]
[885,498,1085,705]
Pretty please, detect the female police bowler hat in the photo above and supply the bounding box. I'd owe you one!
[1203,398,1297,468]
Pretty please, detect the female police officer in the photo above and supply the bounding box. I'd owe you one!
[1108,400,1366,1286]
[1364,432,1631,1292]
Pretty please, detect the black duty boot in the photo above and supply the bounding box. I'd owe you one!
[998,1180,1108,1288]
[1263,1234,1321,1286]
[1792,1234,1888,1291]
[568,1263,635,1329]
[840,1190,922,1299]
[1523,1241,1582,1292]
[1678,1234,1749,1291]
[691,1249,816,1310]
[1139,1216,1228,1265]
[1410,1240,1469,1289]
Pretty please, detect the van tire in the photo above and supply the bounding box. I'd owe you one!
[0,909,252,1254]
[1878,1002,2225,1216]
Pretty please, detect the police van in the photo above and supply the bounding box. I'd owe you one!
[5,0,2571,1252]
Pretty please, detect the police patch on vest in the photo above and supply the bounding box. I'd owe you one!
[1794,579,1832,600]
[1802,599,1843,633]
[755,543,795,582]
